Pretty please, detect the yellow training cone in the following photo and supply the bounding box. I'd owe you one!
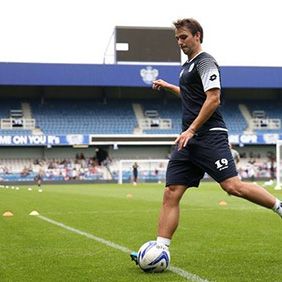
[29,210,39,216]
[219,200,227,206]
[3,211,14,217]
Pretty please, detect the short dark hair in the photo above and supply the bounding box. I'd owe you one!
[173,18,203,43]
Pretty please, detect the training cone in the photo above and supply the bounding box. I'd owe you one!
[219,200,227,206]
[29,210,39,216]
[3,211,14,217]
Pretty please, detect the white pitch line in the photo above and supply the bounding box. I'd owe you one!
[37,214,210,282]
[169,266,210,282]
[37,215,131,253]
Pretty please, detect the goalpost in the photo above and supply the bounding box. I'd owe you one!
[118,159,169,184]
[275,140,282,190]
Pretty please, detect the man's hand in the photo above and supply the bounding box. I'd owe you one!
[152,79,169,91]
[152,79,180,95]
[175,128,195,151]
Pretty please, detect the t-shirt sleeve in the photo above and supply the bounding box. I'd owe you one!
[197,58,221,92]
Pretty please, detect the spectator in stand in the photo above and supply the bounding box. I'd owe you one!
[229,143,240,165]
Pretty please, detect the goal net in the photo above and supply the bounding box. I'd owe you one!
[118,159,169,184]
[275,140,282,190]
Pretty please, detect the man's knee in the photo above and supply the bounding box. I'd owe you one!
[163,185,186,206]
[220,177,244,197]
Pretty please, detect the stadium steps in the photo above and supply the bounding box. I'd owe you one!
[239,104,254,133]
[21,102,32,119]
[32,127,44,135]
[132,103,144,134]
[21,102,44,135]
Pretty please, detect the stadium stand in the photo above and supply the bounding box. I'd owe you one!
[244,100,282,134]
[140,99,182,134]
[0,99,33,135]
[221,100,248,134]
[0,129,32,136]
[1,98,281,136]
[246,100,282,120]
[31,99,137,135]
[0,63,281,183]
[0,99,21,118]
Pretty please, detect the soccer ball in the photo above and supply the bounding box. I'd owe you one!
[137,241,170,273]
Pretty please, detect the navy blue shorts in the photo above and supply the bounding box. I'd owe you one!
[166,131,238,188]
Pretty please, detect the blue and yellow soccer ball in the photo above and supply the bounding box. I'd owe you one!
[137,241,170,273]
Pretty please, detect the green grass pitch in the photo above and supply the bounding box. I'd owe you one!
[0,182,281,282]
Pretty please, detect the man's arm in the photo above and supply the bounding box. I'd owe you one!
[175,88,221,150]
[152,79,180,96]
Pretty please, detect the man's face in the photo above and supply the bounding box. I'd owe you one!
[175,27,201,57]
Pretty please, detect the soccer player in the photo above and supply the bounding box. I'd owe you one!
[131,18,282,263]
[132,162,139,185]
[34,172,43,191]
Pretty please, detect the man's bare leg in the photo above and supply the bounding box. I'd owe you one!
[157,185,187,246]
[220,176,282,217]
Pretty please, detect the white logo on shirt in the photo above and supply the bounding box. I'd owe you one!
[188,63,195,72]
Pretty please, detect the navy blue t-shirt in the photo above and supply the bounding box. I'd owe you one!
[179,51,227,133]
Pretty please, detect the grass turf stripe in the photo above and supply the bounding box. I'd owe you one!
[37,214,210,282]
